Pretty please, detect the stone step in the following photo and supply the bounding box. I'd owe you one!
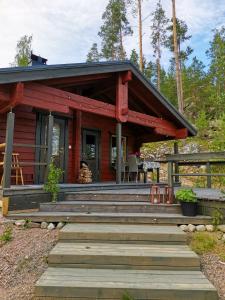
[34,267,218,300]
[59,224,187,244]
[48,242,200,270]
[8,211,212,225]
[39,201,181,214]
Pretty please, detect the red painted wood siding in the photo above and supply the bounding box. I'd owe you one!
[0,105,36,184]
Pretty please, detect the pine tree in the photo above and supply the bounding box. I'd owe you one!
[86,43,100,62]
[130,49,139,67]
[98,0,132,60]
[151,0,168,91]
[13,35,33,67]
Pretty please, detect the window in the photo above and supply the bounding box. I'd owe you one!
[111,135,127,166]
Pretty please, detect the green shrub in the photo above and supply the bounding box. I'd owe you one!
[122,292,135,300]
[0,226,13,242]
[175,188,197,203]
[211,208,224,228]
[44,160,63,202]
[190,232,217,255]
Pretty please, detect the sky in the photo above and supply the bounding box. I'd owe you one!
[0,0,224,69]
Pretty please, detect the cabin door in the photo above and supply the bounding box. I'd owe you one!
[82,129,100,182]
[35,114,68,184]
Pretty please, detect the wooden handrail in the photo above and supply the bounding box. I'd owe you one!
[166,151,225,162]
[0,143,6,149]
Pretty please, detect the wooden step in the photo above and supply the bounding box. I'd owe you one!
[8,211,212,225]
[34,267,218,300]
[59,224,186,244]
[39,201,181,214]
[48,242,200,270]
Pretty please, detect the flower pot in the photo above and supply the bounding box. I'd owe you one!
[180,202,197,216]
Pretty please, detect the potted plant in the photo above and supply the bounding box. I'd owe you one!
[175,188,198,216]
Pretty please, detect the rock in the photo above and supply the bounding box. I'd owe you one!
[222,234,225,242]
[206,225,214,232]
[0,219,15,225]
[56,222,65,229]
[217,231,223,240]
[180,225,188,232]
[196,225,206,232]
[15,220,26,227]
[187,224,196,232]
[28,222,41,228]
[217,225,225,233]
[47,223,55,230]
[41,222,48,229]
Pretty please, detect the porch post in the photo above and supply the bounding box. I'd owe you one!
[45,112,54,182]
[74,110,82,182]
[174,142,179,184]
[2,111,15,188]
[116,122,122,184]
[168,161,174,187]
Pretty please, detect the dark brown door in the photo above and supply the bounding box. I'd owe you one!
[82,129,100,182]
[35,114,68,183]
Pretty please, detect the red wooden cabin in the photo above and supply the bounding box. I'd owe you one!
[0,57,196,189]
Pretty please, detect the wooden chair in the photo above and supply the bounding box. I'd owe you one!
[127,155,139,182]
[1,153,24,185]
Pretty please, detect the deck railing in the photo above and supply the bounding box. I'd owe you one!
[165,152,225,188]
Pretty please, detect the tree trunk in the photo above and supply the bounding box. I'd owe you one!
[172,0,184,114]
[138,0,143,72]
[157,42,161,91]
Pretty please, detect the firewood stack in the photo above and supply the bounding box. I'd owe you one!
[78,162,92,184]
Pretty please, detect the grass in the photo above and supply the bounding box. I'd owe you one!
[190,231,225,261]
[0,226,13,243]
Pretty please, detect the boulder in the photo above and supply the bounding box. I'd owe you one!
[15,220,26,227]
[196,225,206,232]
[41,222,48,229]
[47,223,55,230]
[180,225,188,232]
[217,225,225,233]
[56,222,65,229]
[206,225,214,232]
[187,224,196,232]
[222,234,225,242]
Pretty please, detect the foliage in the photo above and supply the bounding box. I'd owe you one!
[98,0,132,60]
[190,232,217,255]
[44,161,63,202]
[130,49,139,67]
[211,208,224,228]
[86,43,100,62]
[175,188,197,203]
[122,292,135,300]
[0,226,13,243]
[12,35,33,67]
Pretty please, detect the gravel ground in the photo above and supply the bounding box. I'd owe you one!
[0,217,58,300]
[201,253,225,300]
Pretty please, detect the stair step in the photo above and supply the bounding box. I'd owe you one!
[34,267,218,300]
[59,224,186,244]
[48,242,200,270]
[40,201,181,214]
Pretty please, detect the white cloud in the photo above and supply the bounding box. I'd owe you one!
[0,0,224,68]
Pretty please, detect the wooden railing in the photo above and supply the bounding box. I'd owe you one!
[0,111,54,188]
[165,152,225,188]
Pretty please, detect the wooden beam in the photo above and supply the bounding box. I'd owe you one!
[74,110,82,182]
[0,83,24,113]
[116,73,130,122]
[116,122,122,184]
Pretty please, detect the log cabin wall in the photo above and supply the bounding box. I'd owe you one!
[0,105,36,184]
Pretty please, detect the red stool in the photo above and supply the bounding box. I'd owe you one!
[150,185,161,204]
[163,186,174,204]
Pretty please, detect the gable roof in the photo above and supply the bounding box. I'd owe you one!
[0,60,197,136]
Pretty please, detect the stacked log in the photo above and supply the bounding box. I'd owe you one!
[78,165,92,184]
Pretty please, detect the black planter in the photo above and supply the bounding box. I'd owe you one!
[180,201,197,216]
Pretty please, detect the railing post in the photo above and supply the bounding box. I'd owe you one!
[2,111,15,189]
[45,113,54,182]
[168,161,174,187]
[116,122,122,184]
[206,162,212,188]
[174,142,179,184]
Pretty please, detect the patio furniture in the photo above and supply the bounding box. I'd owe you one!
[0,153,24,185]
[150,185,161,204]
[127,155,139,182]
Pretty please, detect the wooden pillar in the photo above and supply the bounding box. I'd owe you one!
[206,162,211,188]
[168,161,174,187]
[2,111,15,189]
[174,142,179,184]
[116,122,122,184]
[45,113,54,182]
[74,110,82,182]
